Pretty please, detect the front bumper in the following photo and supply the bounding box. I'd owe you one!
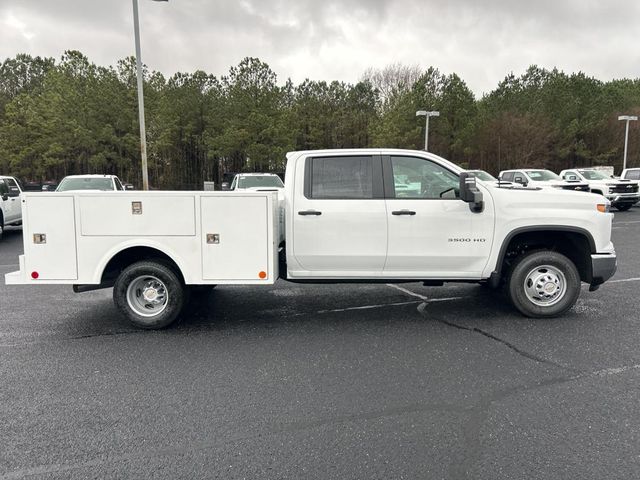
[605,193,640,204]
[590,252,617,287]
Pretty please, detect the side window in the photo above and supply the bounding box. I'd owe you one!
[628,170,640,180]
[5,178,20,196]
[308,156,373,199]
[501,172,514,182]
[513,172,526,185]
[390,156,459,199]
[113,177,124,191]
[563,171,577,180]
[0,180,7,196]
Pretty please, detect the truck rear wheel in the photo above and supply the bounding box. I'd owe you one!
[113,260,185,329]
[507,250,581,318]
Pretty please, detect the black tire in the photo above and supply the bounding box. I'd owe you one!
[113,260,185,329]
[614,203,633,212]
[507,250,581,318]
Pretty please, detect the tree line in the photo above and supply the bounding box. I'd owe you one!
[1,51,639,189]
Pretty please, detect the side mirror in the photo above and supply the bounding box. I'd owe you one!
[459,172,484,213]
[568,175,578,182]
[1,193,8,201]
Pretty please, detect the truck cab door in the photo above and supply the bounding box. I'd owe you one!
[290,154,387,274]
[383,155,495,278]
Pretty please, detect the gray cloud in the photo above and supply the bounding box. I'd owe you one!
[1,0,639,95]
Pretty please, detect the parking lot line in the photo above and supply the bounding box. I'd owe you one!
[608,277,640,283]
[316,300,420,314]
[386,284,430,301]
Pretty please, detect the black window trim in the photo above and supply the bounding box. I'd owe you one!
[382,154,461,200]
[303,154,384,200]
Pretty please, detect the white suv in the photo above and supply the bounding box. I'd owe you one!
[560,168,640,211]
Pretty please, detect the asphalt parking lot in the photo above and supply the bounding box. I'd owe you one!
[1,209,639,479]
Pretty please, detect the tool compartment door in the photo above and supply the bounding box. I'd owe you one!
[201,196,270,281]
[24,196,78,280]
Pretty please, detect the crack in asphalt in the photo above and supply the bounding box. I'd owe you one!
[417,302,579,373]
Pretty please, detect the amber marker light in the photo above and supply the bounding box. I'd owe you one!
[596,204,609,213]
[258,271,267,279]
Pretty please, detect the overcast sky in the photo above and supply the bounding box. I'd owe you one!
[1,0,639,96]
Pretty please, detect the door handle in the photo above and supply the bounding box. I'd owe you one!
[298,210,322,216]
[392,210,416,216]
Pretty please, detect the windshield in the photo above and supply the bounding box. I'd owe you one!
[468,170,496,181]
[57,177,114,191]
[578,169,610,180]
[526,170,560,181]
[237,175,284,189]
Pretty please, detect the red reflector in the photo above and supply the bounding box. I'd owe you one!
[258,271,267,279]
[31,271,39,279]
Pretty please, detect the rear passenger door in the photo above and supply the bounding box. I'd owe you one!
[292,154,388,273]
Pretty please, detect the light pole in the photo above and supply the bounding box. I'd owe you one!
[416,110,440,151]
[618,115,638,172]
[132,0,167,190]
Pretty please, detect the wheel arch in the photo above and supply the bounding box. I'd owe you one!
[97,242,188,285]
[491,226,596,285]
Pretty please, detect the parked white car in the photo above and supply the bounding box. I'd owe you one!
[56,174,125,192]
[560,168,640,211]
[0,176,23,238]
[499,169,590,192]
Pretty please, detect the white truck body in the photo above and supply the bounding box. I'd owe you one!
[7,191,279,285]
[6,149,617,327]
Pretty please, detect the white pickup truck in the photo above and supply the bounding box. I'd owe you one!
[559,168,640,211]
[6,149,617,328]
[0,175,23,238]
[499,169,591,192]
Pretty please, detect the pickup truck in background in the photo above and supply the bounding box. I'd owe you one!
[620,168,640,181]
[560,168,640,211]
[0,175,23,238]
[6,149,617,329]
[499,169,591,192]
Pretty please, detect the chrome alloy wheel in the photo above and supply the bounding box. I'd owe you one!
[126,275,169,317]
[523,265,567,307]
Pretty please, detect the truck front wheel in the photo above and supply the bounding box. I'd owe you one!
[113,260,185,329]
[507,251,581,318]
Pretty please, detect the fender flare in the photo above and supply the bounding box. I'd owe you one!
[94,240,189,285]
[489,225,597,287]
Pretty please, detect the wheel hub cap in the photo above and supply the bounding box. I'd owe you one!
[524,265,567,307]
[126,275,169,317]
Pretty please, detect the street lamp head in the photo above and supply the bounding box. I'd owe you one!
[416,110,427,117]
[618,115,638,121]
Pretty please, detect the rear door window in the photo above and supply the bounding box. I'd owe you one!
[307,156,375,199]
[501,172,514,182]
